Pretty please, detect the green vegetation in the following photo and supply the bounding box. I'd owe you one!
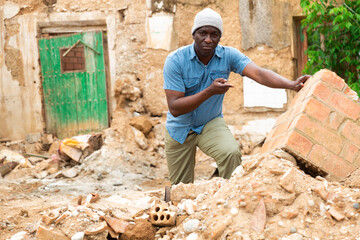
[300,0,360,96]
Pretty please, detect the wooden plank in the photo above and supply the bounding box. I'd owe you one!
[38,20,106,28]
[41,26,107,34]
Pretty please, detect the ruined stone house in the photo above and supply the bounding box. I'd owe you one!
[0,0,307,140]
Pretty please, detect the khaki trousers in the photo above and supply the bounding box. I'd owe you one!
[165,117,242,185]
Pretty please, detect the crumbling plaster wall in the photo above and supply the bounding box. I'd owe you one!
[0,1,45,140]
[0,0,304,140]
[0,0,118,140]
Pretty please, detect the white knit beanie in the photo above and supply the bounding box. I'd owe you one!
[191,8,223,36]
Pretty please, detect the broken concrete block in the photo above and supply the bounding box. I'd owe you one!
[48,141,61,155]
[314,183,328,201]
[42,134,54,145]
[280,206,299,219]
[328,207,345,221]
[41,210,60,225]
[55,211,71,224]
[101,215,129,233]
[84,221,108,235]
[61,167,80,178]
[130,115,153,135]
[131,127,148,150]
[36,225,70,240]
[150,204,177,227]
[26,132,42,144]
[250,198,266,232]
[9,231,29,240]
[85,193,101,203]
[60,145,83,162]
[279,168,305,194]
[0,149,26,163]
[84,207,100,221]
[261,69,360,179]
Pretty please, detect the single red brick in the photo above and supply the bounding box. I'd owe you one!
[302,74,321,89]
[77,57,85,64]
[284,130,313,158]
[322,153,357,179]
[308,144,327,167]
[74,64,83,69]
[304,98,331,122]
[340,141,359,163]
[76,51,83,57]
[288,101,307,120]
[294,114,343,154]
[274,110,291,127]
[289,86,310,109]
[306,81,333,103]
[273,134,288,149]
[70,57,78,63]
[66,51,75,57]
[273,120,292,138]
[328,112,345,130]
[328,91,360,120]
[313,69,346,91]
[341,120,360,147]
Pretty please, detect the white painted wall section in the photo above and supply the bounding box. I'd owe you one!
[243,76,287,108]
[146,12,176,51]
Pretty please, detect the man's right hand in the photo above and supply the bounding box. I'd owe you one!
[208,78,233,95]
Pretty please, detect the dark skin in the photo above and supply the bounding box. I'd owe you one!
[165,26,311,117]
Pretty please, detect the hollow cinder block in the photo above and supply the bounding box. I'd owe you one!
[150,205,177,227]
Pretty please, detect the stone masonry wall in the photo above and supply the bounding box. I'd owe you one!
[260,69,360,180]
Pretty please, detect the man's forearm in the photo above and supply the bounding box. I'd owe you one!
[166,89,213,117]
[257,69,295,90]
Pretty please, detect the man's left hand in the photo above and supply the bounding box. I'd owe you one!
[293,75,312,92]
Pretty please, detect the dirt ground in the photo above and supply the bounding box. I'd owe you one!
[2,113,360,240]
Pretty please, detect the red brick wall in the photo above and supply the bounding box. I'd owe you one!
[60,46,86,73]
[261,69,360,179]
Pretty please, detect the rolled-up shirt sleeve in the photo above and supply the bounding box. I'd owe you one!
[228,47,252,76]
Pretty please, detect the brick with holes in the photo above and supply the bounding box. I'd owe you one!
[150,204,177,227]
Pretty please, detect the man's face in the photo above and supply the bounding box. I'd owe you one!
[192,26,221,58]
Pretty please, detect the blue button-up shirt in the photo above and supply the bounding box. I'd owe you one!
[163,43,252,144]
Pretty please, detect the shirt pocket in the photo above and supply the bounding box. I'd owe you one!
[210,71,229,81]
[184,77,200,94]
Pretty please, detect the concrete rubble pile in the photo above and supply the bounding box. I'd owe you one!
[6,150,360,240]
[161,152,360,240]
[0,132,103,180]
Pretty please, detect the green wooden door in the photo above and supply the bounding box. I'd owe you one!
[39,31,109,139]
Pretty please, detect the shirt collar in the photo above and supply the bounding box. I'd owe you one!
[189,43,223,60]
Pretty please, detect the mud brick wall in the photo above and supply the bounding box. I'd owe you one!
[260,69,360,179]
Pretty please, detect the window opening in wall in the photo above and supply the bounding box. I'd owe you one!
[60,46,86,73]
